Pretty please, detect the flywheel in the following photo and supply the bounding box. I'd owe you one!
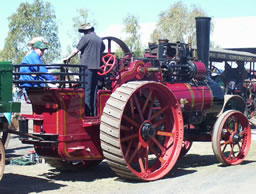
[100,81,184,181]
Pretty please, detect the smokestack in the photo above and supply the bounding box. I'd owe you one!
[196,17,211,73]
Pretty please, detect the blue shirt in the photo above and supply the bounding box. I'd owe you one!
[19,50,56,87]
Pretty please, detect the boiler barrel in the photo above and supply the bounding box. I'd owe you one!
[165,81,224,114]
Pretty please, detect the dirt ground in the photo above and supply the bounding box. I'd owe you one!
[1,134,256,194]
[1,103,256,194]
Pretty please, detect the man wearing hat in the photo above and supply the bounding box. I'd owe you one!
[63,23,105,116]
[25,36,49,56]
[19,41,56,88]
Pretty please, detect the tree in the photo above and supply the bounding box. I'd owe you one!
[64,9,90,65]
[0,0,60,64]
[151,1,211,48]
[122,15,143,57]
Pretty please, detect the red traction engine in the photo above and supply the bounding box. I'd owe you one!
[14,17,251,181]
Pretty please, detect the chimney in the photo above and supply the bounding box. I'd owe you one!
[196,17,211,73]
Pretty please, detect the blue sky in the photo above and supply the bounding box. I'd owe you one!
[0,0,255,54]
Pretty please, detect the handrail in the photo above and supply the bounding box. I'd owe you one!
[13,63,87,88]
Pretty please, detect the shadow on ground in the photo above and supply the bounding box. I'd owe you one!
[40,153,223,184]
[0,173,65,194]
[40,161,117,182]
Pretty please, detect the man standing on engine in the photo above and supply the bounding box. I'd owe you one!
[63,23,105,116]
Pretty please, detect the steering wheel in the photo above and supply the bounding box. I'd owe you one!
[98,53,116,76]
[97,37,131,76]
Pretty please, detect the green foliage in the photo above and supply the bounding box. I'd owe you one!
[71,9,89,48]
[64,9,91,65]
[0,0,60,64]
[151,1,212,48]
[114,49,126,58]
[123,15,143,57]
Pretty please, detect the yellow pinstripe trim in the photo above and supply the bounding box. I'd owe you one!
[116,61,144,87]
[184,83,195,109]
[56,104,59,134]
[201,87,205,110]
[208,86,214,108]
[58,91,102,159]
[99,93,111,115]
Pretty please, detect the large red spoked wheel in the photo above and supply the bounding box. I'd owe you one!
[212,110,251,165]
[0,140,5,180]
[100,81,184,181]
[98,53,116,76]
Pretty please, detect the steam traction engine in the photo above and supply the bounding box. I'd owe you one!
[13,17,251,181]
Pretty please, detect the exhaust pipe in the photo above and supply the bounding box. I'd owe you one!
[196,17,211,73]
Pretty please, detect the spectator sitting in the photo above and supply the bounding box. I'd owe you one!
[19,41,56,88]
[26,36,49,56]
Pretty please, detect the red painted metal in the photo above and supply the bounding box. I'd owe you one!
[112,60,163,90]
[25,88,111,161]
[100,81,184,181]
[98,53,116,76]
[16,33,251,181]
[192,61,207,80]
[164,83,213,111]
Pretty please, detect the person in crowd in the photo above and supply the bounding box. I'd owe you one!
[26,36,49,56]
[63,23,105,116]
[19,40,56,88]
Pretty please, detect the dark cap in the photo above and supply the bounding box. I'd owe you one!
[33,41,48,49]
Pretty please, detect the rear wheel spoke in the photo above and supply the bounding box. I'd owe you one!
[125,140,133,158]
[156,131,174,137]
[128,143,142,164]
[144,146,149,171]
[133,94,144,122]
[138,157,145,173]
[147,96,154,120]
[151,105,169,121]
[123,114,139,128]
[129,97,135,119]
[121,133,138,142]
[152,137,166,153]
[153,119,165,128]
[142,89,152,114]
[120,125,132,131]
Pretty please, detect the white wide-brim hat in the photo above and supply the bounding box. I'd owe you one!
[78,23,94,33]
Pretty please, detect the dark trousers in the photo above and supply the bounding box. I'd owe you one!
[84,69,98,116]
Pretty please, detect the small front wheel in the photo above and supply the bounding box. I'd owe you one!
[212,110,251,165]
